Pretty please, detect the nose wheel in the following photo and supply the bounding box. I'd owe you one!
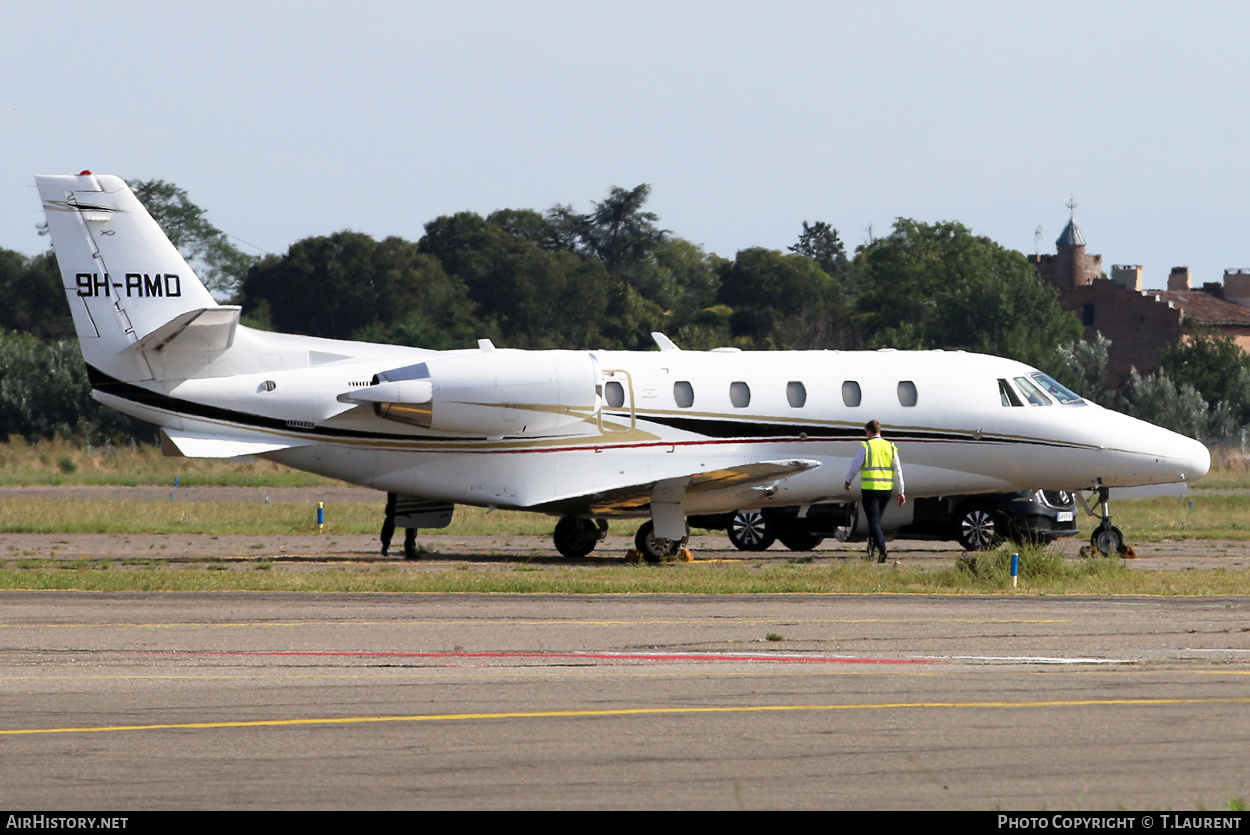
[1091,524,1125,556]
[1084,486,1128,556]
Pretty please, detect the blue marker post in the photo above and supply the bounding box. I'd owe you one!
[317,502,324,533]
[1010,552,1019,588]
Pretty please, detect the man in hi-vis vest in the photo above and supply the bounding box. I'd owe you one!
[844,420,906,563]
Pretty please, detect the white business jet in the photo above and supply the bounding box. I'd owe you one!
[36,173,1210,560]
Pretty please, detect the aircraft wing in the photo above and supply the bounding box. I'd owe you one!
[527,458,820,518]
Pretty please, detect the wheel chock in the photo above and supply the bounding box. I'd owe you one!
[1122,546,1137,559]
[625,549,644,563]
[677,548,694,562]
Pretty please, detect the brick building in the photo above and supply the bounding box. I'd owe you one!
[1031,217,1250,388]
[1027,218,1103,291]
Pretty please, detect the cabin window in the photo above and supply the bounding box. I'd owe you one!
[841,381,862,407]
[897,381,918,407]
[604,381,625,408]
[729,381,750,408]
[787,381,807,408]
[1031,373,1085,405]
[1013,375,1052,406]
[998,379,1023,407]
[674,381,694,408]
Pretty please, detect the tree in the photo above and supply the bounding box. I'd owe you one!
[653,237,720,314]
[1055,332,1115,406]
[420,212,650,349]
[548,184,669,302]
[1161,329,1250,423]
[851,219,1081,370]
[0,249,74,340]
[241,232,481,349]
[789,220,848,280]
[716,248,848,349]
[1117,367,1236,441]
[0,330,148,443]
[129,179,258,300]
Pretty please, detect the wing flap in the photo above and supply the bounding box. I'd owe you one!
[528,458,820,517]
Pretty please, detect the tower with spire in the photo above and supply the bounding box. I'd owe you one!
[1029,199,1103,291]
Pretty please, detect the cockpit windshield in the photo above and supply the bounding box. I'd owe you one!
[1012,376,1052,406]
[1030,373,1085,405]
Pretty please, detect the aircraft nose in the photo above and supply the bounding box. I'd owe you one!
[1183,436,1211,483]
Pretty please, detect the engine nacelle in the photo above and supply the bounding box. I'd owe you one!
[351,350,601,437]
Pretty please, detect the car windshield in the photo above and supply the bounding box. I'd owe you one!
[1031,373,1085,405]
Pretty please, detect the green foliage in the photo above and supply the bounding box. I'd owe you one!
[852,219,1082,369]
[130,179,258,300]
[1117,367,1235,440]
[0,331,148,443]
[547,184,671,303]
[1055,332,1115,406]
[419,211,638,349]
[717,247,848,348]
[653,237,721,314]
[242,232,481,349]
[0,250,75,340]
[1161,329,1250,424]
[789,220,848,280]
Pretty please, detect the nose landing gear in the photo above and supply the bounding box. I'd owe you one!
[1081,485,1127,556]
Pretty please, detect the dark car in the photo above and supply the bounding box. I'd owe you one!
[690,490,1078,552]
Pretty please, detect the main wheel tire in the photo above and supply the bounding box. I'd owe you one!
[778,532,824,552]
[635,521,679,563]
[727,511,776,551]
[956,504,1003,551]
[553,516,599,558]
[1091,525,1126,556]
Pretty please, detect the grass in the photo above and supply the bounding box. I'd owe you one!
[0,499,591,536]
[0,436,334,487]
[0,544,1246,595]
[2,439,1250,597]
[1191,445,1250,489]
[6,437,1250,490]
[6,490,1250,543]
[1076,494,1250,541]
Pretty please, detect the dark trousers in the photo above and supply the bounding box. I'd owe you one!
[862,490,892,556]
[380,492,397,554]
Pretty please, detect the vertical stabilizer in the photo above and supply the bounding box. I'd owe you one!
[36,173,219,382]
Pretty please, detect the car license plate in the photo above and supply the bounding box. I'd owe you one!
[1057,511,1074,522]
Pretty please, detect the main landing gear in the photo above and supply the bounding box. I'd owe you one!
[633,520,685,563]
[553,516,608,558]
[1081,485,1127,556]
[551,516,690,563]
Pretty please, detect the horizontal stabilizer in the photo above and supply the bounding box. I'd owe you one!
[132,307,241,354]
[161,428,309,459]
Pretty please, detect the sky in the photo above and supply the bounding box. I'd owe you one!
[4,1,1250,290]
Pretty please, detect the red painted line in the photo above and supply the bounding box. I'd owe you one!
[145,650,935,664]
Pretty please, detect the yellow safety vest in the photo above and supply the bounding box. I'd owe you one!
[860,437,896,492]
